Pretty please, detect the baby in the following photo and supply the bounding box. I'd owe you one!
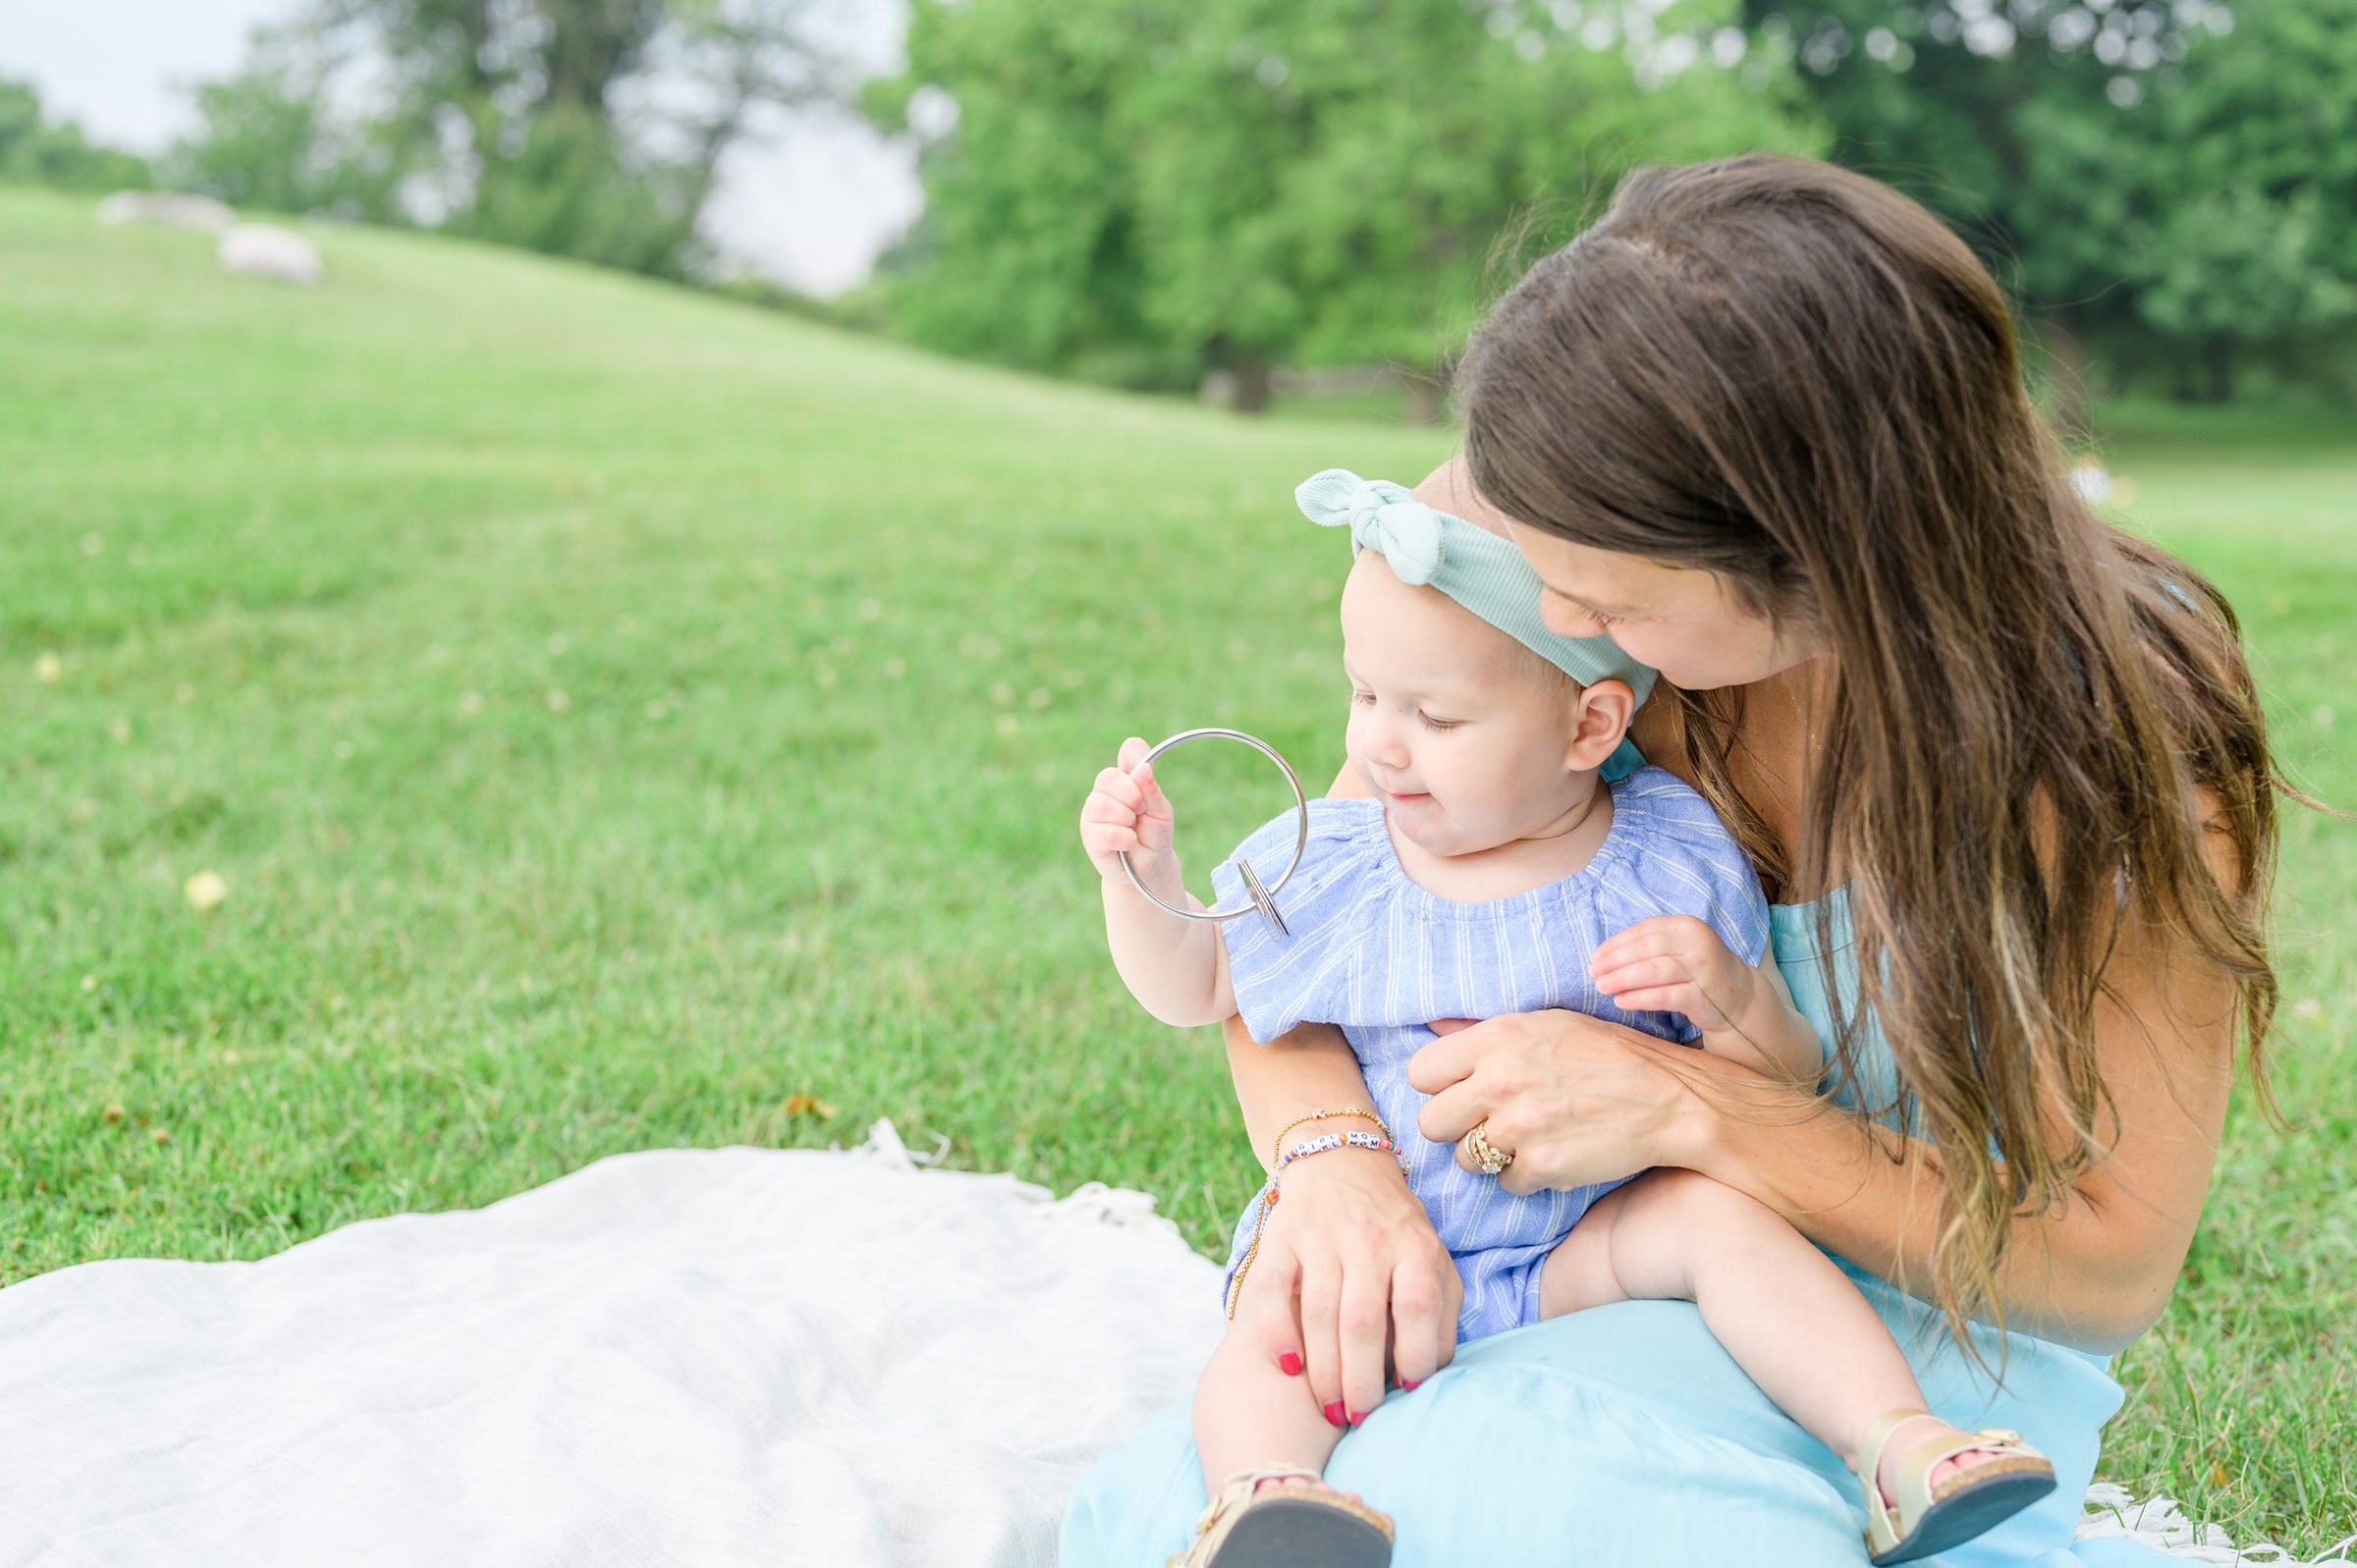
[1077,471,2056,1568]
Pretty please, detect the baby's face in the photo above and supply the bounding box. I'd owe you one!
[1339,552,1607,857]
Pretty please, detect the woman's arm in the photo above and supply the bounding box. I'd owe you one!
[1411,887,2236,1353]
[1686,885,2235,1351]
[1217,761,1464,1425]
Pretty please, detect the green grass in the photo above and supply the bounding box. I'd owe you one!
[2,187,2351,1550]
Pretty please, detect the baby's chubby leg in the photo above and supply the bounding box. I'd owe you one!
[1537,1169,1991,1489]
[1192,1324,1347,1492]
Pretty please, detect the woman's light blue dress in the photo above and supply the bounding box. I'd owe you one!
[1061,760,2176,1567]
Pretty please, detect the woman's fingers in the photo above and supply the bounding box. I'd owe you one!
[1416,1072,1492,1150]
[1336,1257,1393,1423]
[1236,1239,1305,1379]
[1294,1251,1346,1426]
[1402,1018,1486,1095]
[1386,1260,1452,1391]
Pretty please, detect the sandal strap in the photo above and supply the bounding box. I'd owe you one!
[1178,1471,1329,1537]
[1858,1407,1937,1480]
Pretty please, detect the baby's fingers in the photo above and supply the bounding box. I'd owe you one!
[1590,953,1690,998]
[1089,764,1145,812]
[1590,916,1692,968]
[1079,785,1143,831]
[1600,984,1695,1014]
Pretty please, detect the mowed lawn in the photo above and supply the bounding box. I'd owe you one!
[2,187,2350,1548]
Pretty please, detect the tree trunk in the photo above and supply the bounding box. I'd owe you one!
[1402,372,1442,426]
[2034,315,2093,441]
[2203,336,2235,403]
[1229,360,1272,415]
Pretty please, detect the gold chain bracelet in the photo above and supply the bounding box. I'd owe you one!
[1265,1107,1389,1169]
[1224,1107,1400,1320]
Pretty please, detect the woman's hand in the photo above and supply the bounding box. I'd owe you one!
[1409,1010,1736,1195]
[1232,1146,1462,1427]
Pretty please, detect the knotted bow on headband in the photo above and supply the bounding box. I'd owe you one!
[1292,467,1658,704]
[1295,469,1446,586]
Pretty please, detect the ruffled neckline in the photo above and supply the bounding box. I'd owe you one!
[1341,773,1654,921]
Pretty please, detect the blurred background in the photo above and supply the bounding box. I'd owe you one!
[2,0,2350,1548]
[8,0,2355,409]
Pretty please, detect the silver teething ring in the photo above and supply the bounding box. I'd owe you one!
[1117,727,1308,939]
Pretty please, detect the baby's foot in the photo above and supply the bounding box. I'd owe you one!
[1249,1472,1369,1504]
[1169,1468,1394,1568]
[1871,1416,2019,1506]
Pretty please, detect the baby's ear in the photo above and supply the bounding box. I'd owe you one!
[1564,677,1637,770]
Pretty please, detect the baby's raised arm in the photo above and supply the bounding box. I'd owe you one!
[1078,736,1236,1028]
[1590,915,1823,1083]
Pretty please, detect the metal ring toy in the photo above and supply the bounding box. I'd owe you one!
[1116,727,1308,938]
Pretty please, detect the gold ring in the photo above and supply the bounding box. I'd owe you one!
[1461,1120,1513,1176]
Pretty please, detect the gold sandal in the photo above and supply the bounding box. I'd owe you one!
[1858,1408,2057,1565]
[1165,1465,1395,1568]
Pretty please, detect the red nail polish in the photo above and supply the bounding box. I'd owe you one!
[1323,1401,1345,1427]
[1278,1351,1303,1377]
[1347,1409,1368,1426]
[1400,1379,1422,1391]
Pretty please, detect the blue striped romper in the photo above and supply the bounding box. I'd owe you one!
[1210,765,1772,1343]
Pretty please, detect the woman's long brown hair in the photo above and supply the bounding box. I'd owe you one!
[1457,153,2281,1353]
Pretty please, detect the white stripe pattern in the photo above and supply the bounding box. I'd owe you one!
[1211,768,1772,1342]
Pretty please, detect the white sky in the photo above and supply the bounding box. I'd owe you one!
[0,0,922,295]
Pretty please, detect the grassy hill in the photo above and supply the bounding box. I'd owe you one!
[1,186,2350,1547]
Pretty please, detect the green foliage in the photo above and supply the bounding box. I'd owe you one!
[2112,0,2357,400]
[454,109,698,278]
[0,79,150,193]
[171,1,840,280]
[162,39,411,221]
[1749,0,2357,402]
[873,0,1817,398]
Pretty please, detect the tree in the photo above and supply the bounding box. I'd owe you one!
[172,0,847,280]
[163,30,411,221]
[2112,0,2357,400]
[1745,0,2357,402]
[870,0,1817,406]
[0,79,151,193]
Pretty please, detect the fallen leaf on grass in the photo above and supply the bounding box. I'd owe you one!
[782,1094,837,1118]
[185,869,230,911]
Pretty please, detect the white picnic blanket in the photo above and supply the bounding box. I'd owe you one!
[0,1126,2344,1567]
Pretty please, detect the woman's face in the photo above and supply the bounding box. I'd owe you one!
[1503,520,1821,692]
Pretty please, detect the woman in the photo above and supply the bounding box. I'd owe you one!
[1062,154,2281,1565]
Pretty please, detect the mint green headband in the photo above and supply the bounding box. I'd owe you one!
[1295,468,1658,705]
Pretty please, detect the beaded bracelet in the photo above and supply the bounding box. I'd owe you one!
[1274,1129,1403,1174]
[1266,1107,1390,1169]
[1225,1121,1409,1320]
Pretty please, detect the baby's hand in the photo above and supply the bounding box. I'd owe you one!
[1078,735,1178,889]
[1590,914,1761,1034]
